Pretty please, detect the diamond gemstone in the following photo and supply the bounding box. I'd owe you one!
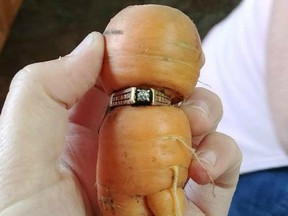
[137,89,150,102]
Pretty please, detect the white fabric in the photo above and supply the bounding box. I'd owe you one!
[198,0,288,173]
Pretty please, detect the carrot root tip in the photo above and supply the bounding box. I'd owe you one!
[161,135,216,196]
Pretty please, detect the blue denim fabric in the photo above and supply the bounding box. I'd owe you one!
[228,167,288,216]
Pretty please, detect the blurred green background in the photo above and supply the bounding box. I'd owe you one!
[0,0,241,110]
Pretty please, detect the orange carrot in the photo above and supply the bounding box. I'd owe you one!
[97,4,204,216]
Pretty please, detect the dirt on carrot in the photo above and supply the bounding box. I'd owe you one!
[97,4,204,216]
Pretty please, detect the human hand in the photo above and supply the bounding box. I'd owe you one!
[181,88,242,216]
[0,32,241,216]
[0,32,108,215]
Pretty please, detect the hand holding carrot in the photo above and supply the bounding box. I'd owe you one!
[0,32,241,216]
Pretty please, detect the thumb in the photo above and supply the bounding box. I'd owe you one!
[0,32,104,209]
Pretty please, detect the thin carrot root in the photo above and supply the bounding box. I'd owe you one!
[97,106,193,215]
[146,165,183,216]
[161,135,216,196]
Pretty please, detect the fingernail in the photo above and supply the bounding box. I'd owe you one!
[70,33,94,55]
[198,151,217,168]
[190,100,209,118]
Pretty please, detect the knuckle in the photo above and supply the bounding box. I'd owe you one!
[12,65,33,82]
[10,63,42,89]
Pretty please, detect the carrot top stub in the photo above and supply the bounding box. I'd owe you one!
[101,4,204,103]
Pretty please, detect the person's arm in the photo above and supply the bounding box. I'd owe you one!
[267,0,288,152]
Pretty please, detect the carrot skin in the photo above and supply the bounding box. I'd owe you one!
[97,106,192,215]
[97,4,204,215]
[101,5,204,103]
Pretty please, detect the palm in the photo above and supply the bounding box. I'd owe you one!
[60,86,108,215]
[61,122,100,215]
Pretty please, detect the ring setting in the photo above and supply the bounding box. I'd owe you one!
[109,87,171,108]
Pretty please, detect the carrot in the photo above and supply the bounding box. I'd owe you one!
[97,4,204,216]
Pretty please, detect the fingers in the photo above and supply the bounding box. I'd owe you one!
[0,32,104,208]
[190,132,242,186]
[186,132,242,216]
[180,87,223,146]
[184,198,205,216]
[68,83,109,132]
[182,87,242,215]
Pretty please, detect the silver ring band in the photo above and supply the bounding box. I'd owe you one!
[109,87,171,108]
